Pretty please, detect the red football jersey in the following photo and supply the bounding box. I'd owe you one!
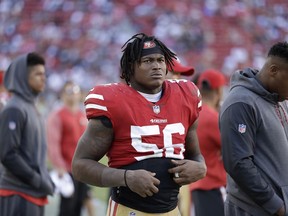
[85,80,202,168]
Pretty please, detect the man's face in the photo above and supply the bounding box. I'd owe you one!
[271,59,288,101]
[62,84,82,105]
[275,71,288,101]
[28,65,46,93]
[130,53,166,94]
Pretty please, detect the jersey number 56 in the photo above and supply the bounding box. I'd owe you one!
[131,123,185,161]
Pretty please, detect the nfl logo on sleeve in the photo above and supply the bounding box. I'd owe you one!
[238,124,246,134]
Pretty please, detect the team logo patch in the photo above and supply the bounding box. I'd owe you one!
[129,212,136,216]
[238,124,246,134]
[143,41,156,49]
[9,121,16,130]
[150,118,167,124]
[152,105,160,114]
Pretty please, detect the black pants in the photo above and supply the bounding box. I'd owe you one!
[192,188,224,216]
[58,175,91,216]
[0,195,44,216]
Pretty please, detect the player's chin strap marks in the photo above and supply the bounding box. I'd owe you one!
[124,170,131,190]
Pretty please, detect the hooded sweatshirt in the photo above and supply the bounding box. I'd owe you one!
[0,54,54,198]
[220,68,288,216]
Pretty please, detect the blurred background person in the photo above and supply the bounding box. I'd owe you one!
[190,69,227,216]
[0,52,54,216]
[167,57,195,80]
[167,56,195,216]
[46,81,94,216]
[0,70,10,111]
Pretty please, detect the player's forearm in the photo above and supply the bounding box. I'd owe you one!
[72,158,126,187]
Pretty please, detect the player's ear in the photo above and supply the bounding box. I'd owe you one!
[269,64,279,77]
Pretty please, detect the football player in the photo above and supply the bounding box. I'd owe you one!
[72,33,207,215]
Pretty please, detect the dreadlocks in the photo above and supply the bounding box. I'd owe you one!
[120,33,176,85]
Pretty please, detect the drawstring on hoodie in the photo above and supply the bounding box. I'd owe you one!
[275,103,288,127]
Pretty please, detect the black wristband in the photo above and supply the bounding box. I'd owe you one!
[124,170,130,189]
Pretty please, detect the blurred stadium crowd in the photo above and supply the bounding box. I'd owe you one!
[0,0,287,115]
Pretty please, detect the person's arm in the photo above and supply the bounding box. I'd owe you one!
[46,110,68,173]
[0,108,53,194]
[168,119,207,185]
[72,117,160,197]
[220,102,284,215]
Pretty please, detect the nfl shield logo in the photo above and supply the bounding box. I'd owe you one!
[9,121,16,130]
[238,124,246,134]
[153,105,160,114]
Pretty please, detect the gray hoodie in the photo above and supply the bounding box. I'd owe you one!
[0,54,54,198]
[220,68,288,215]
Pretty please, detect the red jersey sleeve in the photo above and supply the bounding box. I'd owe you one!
[84,84,116,122]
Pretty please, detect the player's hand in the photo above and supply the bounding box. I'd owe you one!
[168,159,207,185]
[125,169,160,198]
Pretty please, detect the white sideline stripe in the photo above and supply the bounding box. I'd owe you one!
[85,93,104,101]
[85,104,107,111]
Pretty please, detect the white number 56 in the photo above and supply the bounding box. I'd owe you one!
[131,123,185,161]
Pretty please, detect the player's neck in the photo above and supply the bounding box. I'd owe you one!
[138,90,162,103]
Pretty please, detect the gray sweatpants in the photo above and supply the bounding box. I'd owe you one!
[0,195,44,216]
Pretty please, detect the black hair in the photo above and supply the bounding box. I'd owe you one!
[268,41,288,61]
[27,52,45,67]
[120,33,176,85]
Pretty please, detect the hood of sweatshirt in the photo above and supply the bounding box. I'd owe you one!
[230,68,279,104]
[4,54,39,102]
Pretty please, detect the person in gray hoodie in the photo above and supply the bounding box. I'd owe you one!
[219,41,288,216]
[0,52,54,216]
